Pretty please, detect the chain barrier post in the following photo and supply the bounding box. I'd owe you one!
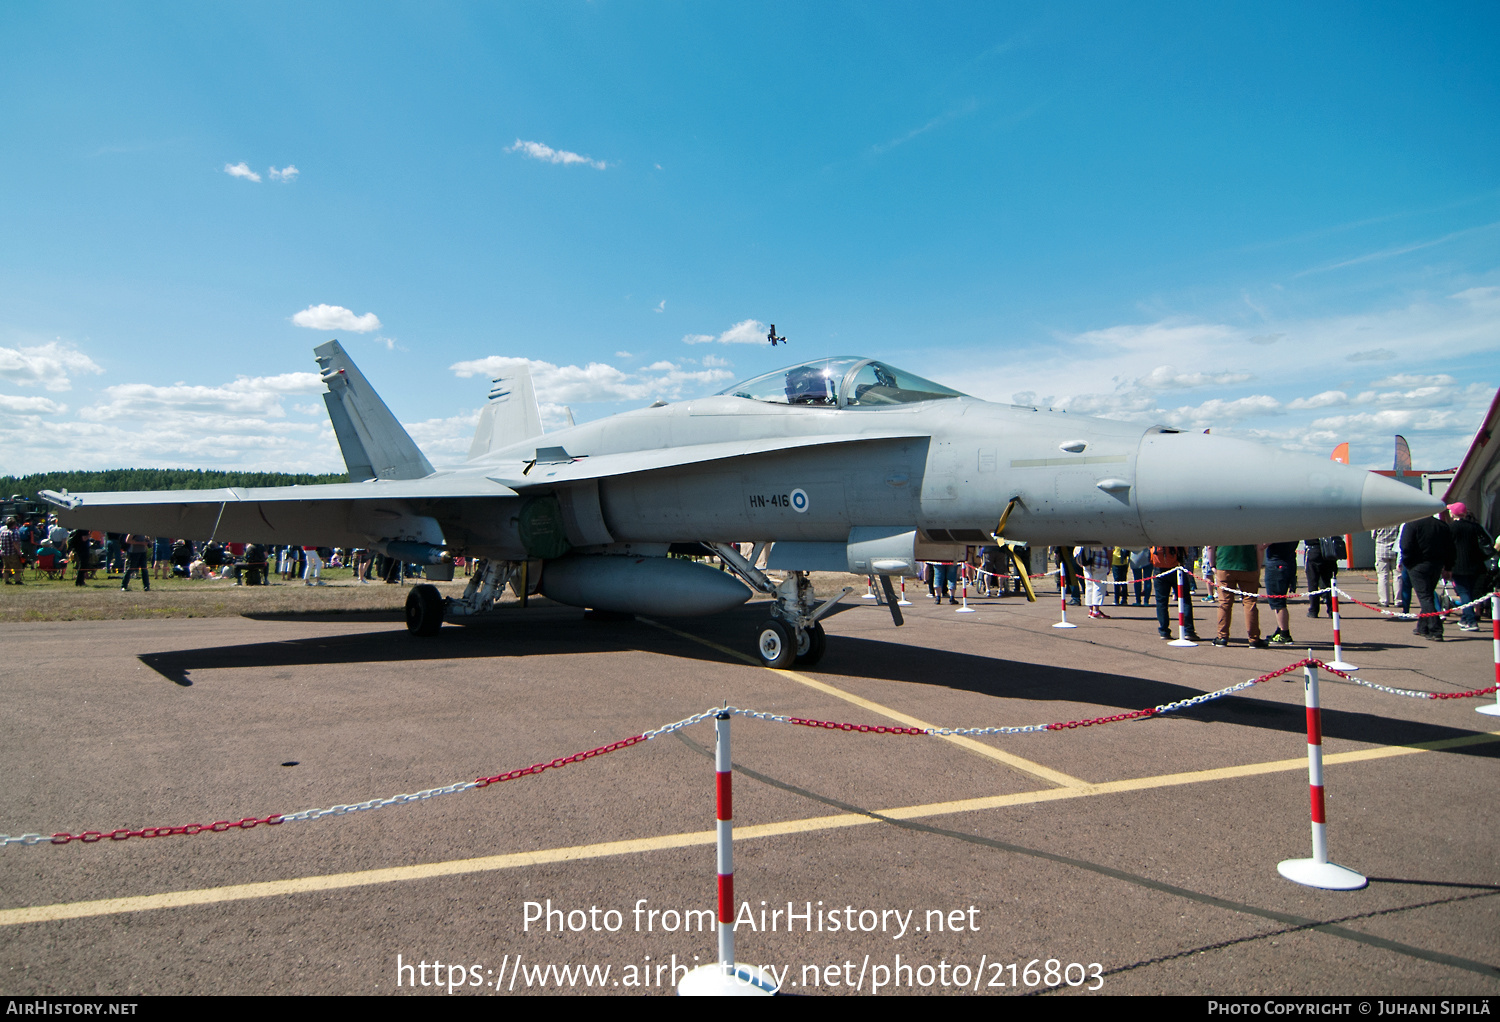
[862,576,877,600]
[897,575,911,606]
[1052,574,1077,629]
[1327,586,1358,672]
[1277,658,1367,890]
[678,711,776,996]
[957,563,975,613]
[1168,566,1198,647]
[1481,592,1500,718]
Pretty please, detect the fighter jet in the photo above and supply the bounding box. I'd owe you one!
[42,343,1441,668]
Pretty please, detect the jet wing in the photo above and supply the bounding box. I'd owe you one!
[498,432,930,488]
[39,475,519,546]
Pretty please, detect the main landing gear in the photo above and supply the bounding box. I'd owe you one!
[405,584,444,636]
[708,544,849,669]
[406,559,517,636]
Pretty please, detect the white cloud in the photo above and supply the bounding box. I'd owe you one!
[291,304,382,333]
[1135,365,1253,390]
[224,162,261,182]
[505,139,607,170]
[1286,390,1348,410]
[79,373,325,421]
[941,286,1500,468]
[1450,286,1500,308]
[1375,386,1449,406]
[0,370,347,474]
[449,355,732,404]
[269,165,299,183]
[404,409,482,460]
[1371,374,1454,388]
[1165,395,1282,427]
[870,99,978,156]
[683,319,768,345]
[1311,409,1436,432]
[0,395,65,414]
[0,341,104,391]
[654,300,665,313]
[1070,320,1239,352]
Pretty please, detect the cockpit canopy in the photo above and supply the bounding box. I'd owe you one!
[718,357,966,409]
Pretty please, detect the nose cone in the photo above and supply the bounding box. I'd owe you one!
[1360,471,1445,530]
[1134,432,1443,545]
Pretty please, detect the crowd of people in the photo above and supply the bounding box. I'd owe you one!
[3,505,1496,644]
[0,514,428,589]
[916,501,1498,648]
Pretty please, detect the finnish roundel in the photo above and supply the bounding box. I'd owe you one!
[790,488,809,513]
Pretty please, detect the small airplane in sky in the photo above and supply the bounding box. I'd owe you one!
[767,324,786,346]
[44,343,1440,667]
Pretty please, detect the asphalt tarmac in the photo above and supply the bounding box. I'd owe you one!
[1,575,1497,997]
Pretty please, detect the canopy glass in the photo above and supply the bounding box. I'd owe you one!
[718,357,966,408]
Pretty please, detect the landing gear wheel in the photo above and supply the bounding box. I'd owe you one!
[405,583,445,636]
[794,621,827,667]
[755,619,796,668]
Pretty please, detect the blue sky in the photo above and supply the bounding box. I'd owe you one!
[2,2,1496,475]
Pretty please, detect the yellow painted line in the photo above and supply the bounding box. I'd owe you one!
[6,729,1493,929]
[0,832,714,927]
[644,619,1089,789]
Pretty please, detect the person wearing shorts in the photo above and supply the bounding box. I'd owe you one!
[1263,541,1297,644]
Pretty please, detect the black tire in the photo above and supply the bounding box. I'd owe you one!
[755,618,796,668]
[405,583,445,636]
[794,621,827,667]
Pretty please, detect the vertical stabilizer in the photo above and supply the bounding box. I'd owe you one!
[469,366,545,459]
[315,340,435,480]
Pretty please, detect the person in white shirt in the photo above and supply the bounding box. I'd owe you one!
[303,545,325,586]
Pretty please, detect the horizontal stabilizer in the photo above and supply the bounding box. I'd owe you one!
[315,340,434,480]
[469,365,544,459]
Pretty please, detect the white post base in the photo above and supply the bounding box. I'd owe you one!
[957,605,976,614]
[1476,703,1500,717]
[1168,637,1198,647]
[897,597,912,606]
[677,963,779,996]
[1053,620,1078,629]
[1277,858,1367,890]
[1326,660,1359,671]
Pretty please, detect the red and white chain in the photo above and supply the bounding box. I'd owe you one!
[8,657,1495,849]
[1335,587,1494,620]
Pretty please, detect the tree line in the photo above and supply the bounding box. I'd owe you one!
[2,468,349,502]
